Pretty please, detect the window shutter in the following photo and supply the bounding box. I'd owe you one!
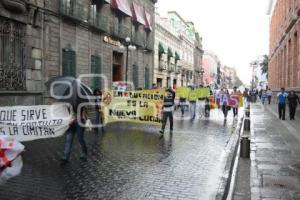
[145,66,150,89]
[91,55,101,89]
[62,48,76,77]
[132,64,139,89]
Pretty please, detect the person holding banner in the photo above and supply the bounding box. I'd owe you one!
[179,97,186,117]
[61,107,88,165]
[160,88,175,135]
[188,87,198,119]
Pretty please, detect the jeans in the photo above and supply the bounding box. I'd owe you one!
[222,105,229,118]
[268,96,272,104]
[190,101,196,119]
[278,103,286,120]
[233,107,238,117]
[180,103,185,116]
[94,111,104,135]
[161,111,173,131]
[63,121,87,160]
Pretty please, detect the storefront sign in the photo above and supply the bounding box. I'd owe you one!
[103,36,121,47]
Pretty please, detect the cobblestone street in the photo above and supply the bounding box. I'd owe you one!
[0,109,238,200]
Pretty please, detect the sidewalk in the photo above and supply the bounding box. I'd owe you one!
[250,102,300,199]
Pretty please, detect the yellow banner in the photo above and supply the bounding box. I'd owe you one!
[101,89,164,126]
[176,87,190,98]
[195,88,210,99]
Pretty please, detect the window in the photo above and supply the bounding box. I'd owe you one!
[145,66,150,89]
[132,64,139,88]
[0,18,26,91]
[62,48,76,77]
[91,54,101,89]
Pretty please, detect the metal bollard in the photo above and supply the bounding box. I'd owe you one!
[240,136,250,158]
[244,118,250,131]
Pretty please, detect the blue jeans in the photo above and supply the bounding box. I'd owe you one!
[63,121,87,160]
[190,101,196,119]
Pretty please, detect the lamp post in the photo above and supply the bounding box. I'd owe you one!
[121,37,136,84]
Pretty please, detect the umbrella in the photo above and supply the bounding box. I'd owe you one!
[45,77,94,111]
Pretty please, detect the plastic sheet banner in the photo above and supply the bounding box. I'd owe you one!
[101,89,164,126]
[176,87,190,98]
[176,87,210,99]
[0,104,73,142]
[0,136,24,185]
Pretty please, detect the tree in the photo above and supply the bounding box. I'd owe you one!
[260,55,269,78]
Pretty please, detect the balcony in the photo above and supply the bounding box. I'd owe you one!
[111,23,131,40]
[89,13,109,32]
[60,0,88,22]
[159,60,167,71]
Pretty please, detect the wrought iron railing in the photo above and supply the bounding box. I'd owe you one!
[0,17,26,91]
[90,13,109,32]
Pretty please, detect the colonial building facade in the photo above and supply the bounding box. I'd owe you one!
[269,0,300,90]
[153,11,203,88]
[0,0,156,106]
[202,51,220,87]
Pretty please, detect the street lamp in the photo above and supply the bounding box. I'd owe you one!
[120,37,136,84]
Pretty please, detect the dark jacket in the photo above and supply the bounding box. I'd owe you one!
[163,89,175,108]
[287,94,300,107]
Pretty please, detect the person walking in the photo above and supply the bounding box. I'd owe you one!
[267,88,272,104]
[188,87,197,119]
[61,106,88,165]
[221,89,230,120]
[243,88,250,108]
[277,88,288,120]
[179,97,186,117]
[160,88,175,134]
[261,90,267,105]
[231,86,241,118]
[287,90,300,120]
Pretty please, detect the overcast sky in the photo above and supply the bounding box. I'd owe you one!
[156,0,270,85]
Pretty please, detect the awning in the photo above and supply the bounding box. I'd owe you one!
[159,43,165,54]
[132,2,146,25]
[167,47,173,58]
[104,0,111,4]
[144,11,152,31]
[111,0,132,17]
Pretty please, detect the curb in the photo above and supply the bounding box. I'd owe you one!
[216,115,244,200]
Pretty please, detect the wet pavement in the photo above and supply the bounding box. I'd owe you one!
[0,108,239,200]
[250,103,300,199]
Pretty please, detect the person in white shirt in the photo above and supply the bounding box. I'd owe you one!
[266,89,273,104]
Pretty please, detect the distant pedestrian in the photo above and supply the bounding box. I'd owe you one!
[243,88,249,107]
[277,88,288,120]
[261,90,267,105]
[221,89,230,120]
[287,90,300,120]
[204,97,210,117]
[160,88,175,134]
[231,86,241,118]
[188,87,197,119]
[61,106,88,165]
[267,88,272,104]
[179,97,186,117]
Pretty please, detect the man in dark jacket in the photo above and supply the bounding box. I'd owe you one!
[159,88,175,134]
[287,90,300,120]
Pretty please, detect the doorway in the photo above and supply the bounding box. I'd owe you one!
[157,78,162,88]
[112,51,123,82]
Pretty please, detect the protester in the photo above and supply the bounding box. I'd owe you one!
[231,86,241,118]
[160,88,175,134]
[287,90,300,120]
[61,106,88,165]
[267,88,273,104]
[204,97,210,117]
[277,88,288,120]
[221,89,230,120]
[188,87,197,119]
[179,97,186,117]
[93,89,103,135]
